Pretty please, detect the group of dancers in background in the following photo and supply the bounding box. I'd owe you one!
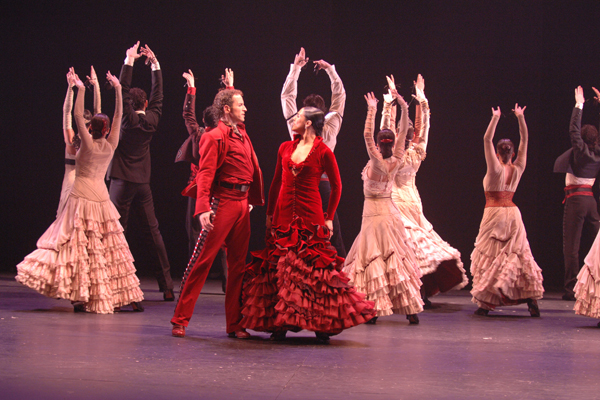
[14,43,600,342]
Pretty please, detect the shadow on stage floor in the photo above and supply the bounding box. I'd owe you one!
[1,273,598,400]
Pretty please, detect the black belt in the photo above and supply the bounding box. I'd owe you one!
[218,181,250,192]
[65,158,76,165]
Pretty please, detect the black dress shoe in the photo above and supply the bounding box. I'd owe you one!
[131,302,144,312]
[423,296,433,310]
[163,289,175,302]
[407,314,419,324]
[270,331,287,341]
[527,299,540,317]
[562,293,575,301]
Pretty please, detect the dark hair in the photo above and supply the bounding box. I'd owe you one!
[202,106,219,129]
[303,107,325,137]
[89,113,110,139]
[213,88,244,119]
[303,94,327,114]
[375,129,395,158]
[582,124,599,147]
[129,88,147,111]
[496,138,514,164]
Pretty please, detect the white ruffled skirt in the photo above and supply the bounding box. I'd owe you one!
[16,193,143,313]
[470,206,544,310]
[574,230,600,319]
[343,197,423,316]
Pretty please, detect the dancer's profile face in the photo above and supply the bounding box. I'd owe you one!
[291,109,307,133]
[227,94,246,124]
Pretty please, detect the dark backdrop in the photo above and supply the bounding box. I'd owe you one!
[3,1,600,290]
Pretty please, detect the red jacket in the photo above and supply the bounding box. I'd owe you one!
[183,120,264,216]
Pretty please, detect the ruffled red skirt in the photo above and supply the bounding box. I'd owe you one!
[241,216,376,334]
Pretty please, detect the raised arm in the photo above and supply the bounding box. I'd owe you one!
[315,59,346,148]
[513,103,528,170]
[182,69,201,136]
[87,66,101,114]
[63,69,76,154]
[571,86,587,155]
[72,70,91,150]
[363,92,381,163]
[484,107,501,171]
[412,75,429,149]
[106,71,123,149]
[380,75,397,134]
[392,93,409,161]
[120,41,141,129]
[141,44,163,129]
[282,47,307,139]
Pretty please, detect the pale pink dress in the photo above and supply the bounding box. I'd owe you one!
[470,114,544,310]
[574,234,600,320]
[16,85,143,314]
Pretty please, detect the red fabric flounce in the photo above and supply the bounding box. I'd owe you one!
[241,216,376,334]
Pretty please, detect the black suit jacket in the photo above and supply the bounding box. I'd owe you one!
[108,64,163,183]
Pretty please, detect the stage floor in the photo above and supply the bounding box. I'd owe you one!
[1,274,598,400]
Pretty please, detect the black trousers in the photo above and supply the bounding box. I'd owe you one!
[563,194,600,294]
[109,178,173,291]
[319,179,346,258]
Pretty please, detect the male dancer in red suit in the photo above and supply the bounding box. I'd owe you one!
[171,85,264,339]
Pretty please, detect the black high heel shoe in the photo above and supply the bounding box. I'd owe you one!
[72,301,86,313]
[315,332,330,343]
[527,299,540,317]
[474,308,489,316]
[366,316,378,325]
[407,314,419,325]
[131,302,144,312]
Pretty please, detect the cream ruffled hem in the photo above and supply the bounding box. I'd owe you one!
[574,264,600,319]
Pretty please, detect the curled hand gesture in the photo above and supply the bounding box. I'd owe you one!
[592,87,600,104]
[221,68,233,87]
[491,106,501,117]
[386,75,396,91]
[512,103,526,117]
[365,92,379,109]
[383,90,394,104]
[106,70,120,88]
[313,59,331,71]
[70,67,84,88]
[86,66,98,86]
[140,44,157,64]
[199,211,215,232]
[67,69,76,87]
[183,69,195,88]
[414,73,425,92]
[126,41,142,60]
[294,47,308,67]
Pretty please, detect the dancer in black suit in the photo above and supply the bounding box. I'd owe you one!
[108,41,174,302]
[554,86,600,300]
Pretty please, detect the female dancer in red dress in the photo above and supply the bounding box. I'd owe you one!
[241,107,375,342]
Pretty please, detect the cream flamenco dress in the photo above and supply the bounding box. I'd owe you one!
[343,102,423,319]
[16,83,143,313]
[470,112,544,313]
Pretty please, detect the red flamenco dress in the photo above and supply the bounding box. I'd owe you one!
[241,136,375,335]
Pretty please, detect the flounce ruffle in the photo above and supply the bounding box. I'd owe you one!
[403,221,468,295]
[469,207,544,310]
[574,264,600,319]
[241,216,376,334]
[16,196,144,314]
[343,204,424,316]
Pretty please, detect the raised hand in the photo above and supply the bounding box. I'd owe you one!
[71,67,84,88]
[592,87,600,103]
[492,106,501,117]
[414,74,425,92]
[126,41,142,60]
[182,69,195,88]
[106,70,120,88]
[575,86,585,104]
[512,103,526,117]
[313,59,331,71]
[140,44,157,64]
[386,75,396,91]
[222,68,233,87]
[294,47,308,67]
[67,69,76,87]
[86,66,98,85]
[365,92,379,109]
[383,90,394,104]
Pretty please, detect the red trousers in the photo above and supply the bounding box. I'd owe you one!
[171,195,250,333]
